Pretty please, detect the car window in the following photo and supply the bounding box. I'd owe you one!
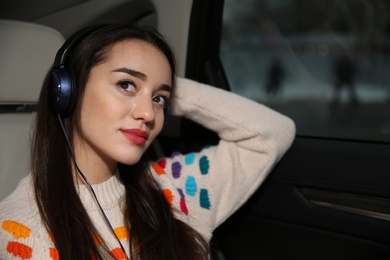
[220,0,390,142]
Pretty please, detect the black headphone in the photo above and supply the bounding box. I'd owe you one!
[49,24,171,124]
[48,25,105,118]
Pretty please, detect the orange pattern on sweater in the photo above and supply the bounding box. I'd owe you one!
[114,226,129,240]
[2,220,31,239]
[7,241,32,259]
[49,247,59,260]
[2,219,133,259]
[162,188,174,206]
[111,247,127,260]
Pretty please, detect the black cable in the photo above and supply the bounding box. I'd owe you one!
[57,113,178,259]
[57,113,130,260]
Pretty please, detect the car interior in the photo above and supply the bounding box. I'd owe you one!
[0,20,65,199]
[1,0,390,259]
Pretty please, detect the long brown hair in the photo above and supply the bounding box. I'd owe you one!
[32,24,209,259]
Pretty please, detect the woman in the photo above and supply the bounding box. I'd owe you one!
[0,24,295,259]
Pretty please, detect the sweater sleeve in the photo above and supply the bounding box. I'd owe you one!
[151,77,295,236]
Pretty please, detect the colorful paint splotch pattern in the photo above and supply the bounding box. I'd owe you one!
[151,147,212,215]
[1,219,131,259]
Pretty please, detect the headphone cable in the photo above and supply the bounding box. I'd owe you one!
[56,113,130,260]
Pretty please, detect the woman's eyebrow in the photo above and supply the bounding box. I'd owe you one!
[113,67,172,93]
[160,84,172,94]
[112,67,146,80]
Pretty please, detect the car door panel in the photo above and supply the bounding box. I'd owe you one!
[212,136,390,259]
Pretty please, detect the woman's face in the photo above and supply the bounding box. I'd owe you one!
[74,39,172,180]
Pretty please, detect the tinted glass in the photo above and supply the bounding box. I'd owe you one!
[221,0,390,142]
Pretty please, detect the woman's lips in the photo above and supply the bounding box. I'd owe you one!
[120,129,148,146]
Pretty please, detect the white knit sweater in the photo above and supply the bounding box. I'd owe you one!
[0,77,295,259]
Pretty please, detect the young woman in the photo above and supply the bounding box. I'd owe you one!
[0,24,295,259]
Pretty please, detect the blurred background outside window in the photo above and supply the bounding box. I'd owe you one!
[221,0,390,142]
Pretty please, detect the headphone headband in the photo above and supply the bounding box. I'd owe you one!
[54,25,104,67]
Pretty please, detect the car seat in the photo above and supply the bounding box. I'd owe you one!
[0,19,65,200]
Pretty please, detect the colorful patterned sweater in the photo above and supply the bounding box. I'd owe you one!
[0,77,295,259]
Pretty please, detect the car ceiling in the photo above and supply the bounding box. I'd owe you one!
[0,0,155,38]
[1,0,86,20]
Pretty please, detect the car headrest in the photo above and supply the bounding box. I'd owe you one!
[0,19,65,103]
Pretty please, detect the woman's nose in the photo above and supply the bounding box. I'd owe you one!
[132,95,155,123]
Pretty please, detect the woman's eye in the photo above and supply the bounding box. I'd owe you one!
[118,81,136,92]
[153,95,168,106]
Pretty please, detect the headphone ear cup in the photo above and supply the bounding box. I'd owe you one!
[48,66,75,117]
